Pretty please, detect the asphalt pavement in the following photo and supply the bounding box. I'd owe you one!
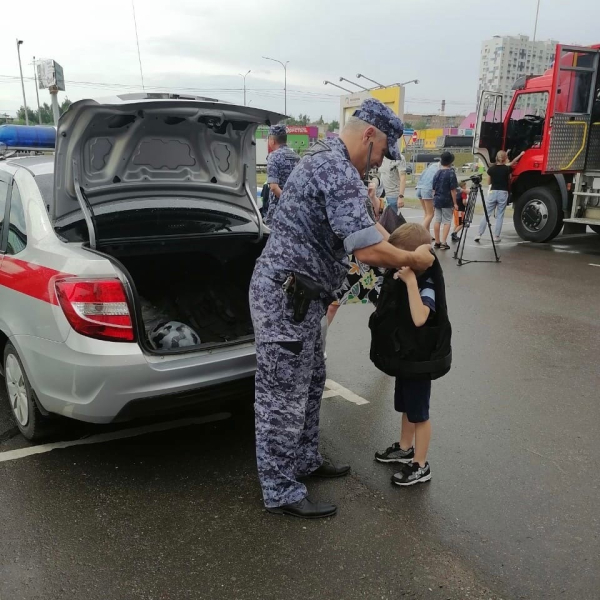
[0,209,599,600]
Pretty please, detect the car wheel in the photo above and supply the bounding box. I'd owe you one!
[3,343,53,441]
[590,225,600,235]
[513,186,563,243]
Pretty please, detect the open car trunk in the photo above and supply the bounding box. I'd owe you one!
[102,235,266,354]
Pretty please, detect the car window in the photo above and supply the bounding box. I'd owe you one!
[6,182,27,256]
[0,177,7,238]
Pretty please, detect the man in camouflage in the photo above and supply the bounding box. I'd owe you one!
[250,98,434,519]
[264,124,300,226]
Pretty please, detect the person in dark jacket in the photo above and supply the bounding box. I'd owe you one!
[374,223,444,486]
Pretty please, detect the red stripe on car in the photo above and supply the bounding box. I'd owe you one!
[0,256,71,305]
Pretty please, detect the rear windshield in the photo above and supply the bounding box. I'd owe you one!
[35,173,54,205]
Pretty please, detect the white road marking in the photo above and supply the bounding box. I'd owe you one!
[0,413,231,464]
[323,379,369,405]
[589,263,600,268]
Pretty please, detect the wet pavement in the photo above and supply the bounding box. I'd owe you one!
[0,210,599,599]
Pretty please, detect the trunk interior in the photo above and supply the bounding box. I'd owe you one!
[101,235,266,353]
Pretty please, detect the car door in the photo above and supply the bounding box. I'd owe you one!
[0,171,11,334]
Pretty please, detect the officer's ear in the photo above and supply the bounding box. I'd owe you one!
[363,125,377,144]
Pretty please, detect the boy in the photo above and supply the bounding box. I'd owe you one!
[431,152,458,250]
[374,223,439,486]
[451,181,469,242]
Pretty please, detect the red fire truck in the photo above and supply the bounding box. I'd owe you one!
[474,44,600,242]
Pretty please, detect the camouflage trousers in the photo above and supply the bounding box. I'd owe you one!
[250,273,326,508]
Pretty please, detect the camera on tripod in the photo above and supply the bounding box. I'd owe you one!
[461,174,483,185]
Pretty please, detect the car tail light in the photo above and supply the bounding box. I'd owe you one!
[55,278,135,342]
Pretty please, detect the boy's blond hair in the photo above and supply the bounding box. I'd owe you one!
[388,223,432,252]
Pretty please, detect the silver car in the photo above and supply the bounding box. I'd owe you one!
[0,93,284,440]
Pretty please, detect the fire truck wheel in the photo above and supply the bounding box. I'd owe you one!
[590,225,600,235]
[513,187,563,243]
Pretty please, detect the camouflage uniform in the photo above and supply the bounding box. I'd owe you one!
[264,125,300,225]
[250,99,404,508]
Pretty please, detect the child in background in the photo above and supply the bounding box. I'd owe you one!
[374,223,441,486]
[431,152,458,250]
[451,181,469,242]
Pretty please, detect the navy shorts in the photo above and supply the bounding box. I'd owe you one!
[394,378,431,423]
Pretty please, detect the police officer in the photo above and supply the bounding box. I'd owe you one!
[264,124,300,225]
[250,98,434,519]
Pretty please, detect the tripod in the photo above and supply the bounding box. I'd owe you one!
[454,174,500,266]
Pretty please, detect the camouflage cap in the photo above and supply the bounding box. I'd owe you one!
[269,124,287,137]
[353,98,403,160]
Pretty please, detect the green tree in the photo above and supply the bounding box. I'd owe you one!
[16,97,73,125]
[327,120,339,132]
[415,119,428,130]
[404,121,414,129]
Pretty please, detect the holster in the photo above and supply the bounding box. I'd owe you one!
[284,272,328,323]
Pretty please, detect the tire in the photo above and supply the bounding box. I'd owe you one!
[3,343,53,441]
[513,186,563,243]
[590,225,600,235]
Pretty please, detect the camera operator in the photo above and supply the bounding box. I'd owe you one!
[474,150,524,243]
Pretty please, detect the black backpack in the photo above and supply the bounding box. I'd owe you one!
[369,258,452,381]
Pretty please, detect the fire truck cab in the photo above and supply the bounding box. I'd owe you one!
[474,44,600,242]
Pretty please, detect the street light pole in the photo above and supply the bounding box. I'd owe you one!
[263,56,289,115]
[32,56,42,125]
[239,70,251,106]
[356,73,385,88]
[339,77,368,91]
[323,80,352,93]
[533,0,541,42]
[16,39,29,126]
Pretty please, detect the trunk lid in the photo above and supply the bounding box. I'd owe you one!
[52,93,285,242]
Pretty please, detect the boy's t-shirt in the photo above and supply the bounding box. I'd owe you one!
[418,275,436,314]
[432,168,458,209]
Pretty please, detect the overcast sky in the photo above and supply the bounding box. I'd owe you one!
[1,0,599,122]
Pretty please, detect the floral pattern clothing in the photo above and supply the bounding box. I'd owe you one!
[333,256,385,306]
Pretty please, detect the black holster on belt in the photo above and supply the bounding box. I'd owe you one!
[283,272,327,323]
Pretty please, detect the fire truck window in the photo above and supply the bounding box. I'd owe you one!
[506,92,549,156]
[569,71,593,113]
[6,183,27,256]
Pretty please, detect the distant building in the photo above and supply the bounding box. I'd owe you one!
[404,113,465,129]
[478,34,558,110]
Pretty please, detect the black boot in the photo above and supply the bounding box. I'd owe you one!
[266,497,338,519]
[303,461,351,479]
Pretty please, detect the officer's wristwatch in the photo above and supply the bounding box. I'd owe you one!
[398,194,404,199]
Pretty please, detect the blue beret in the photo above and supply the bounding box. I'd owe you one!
[353,98,404,160]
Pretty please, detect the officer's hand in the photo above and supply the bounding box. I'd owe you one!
[412,244,435,271]
[398,195,405,209]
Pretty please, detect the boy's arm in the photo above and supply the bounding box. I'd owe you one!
[451,188,458,209]
[406,278,431,327]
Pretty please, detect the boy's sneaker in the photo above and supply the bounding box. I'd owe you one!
[473,236,481,242]
[451,233,459,242]
[375,442,415,464]
[433,242,441,249]
[391,462,432,486]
